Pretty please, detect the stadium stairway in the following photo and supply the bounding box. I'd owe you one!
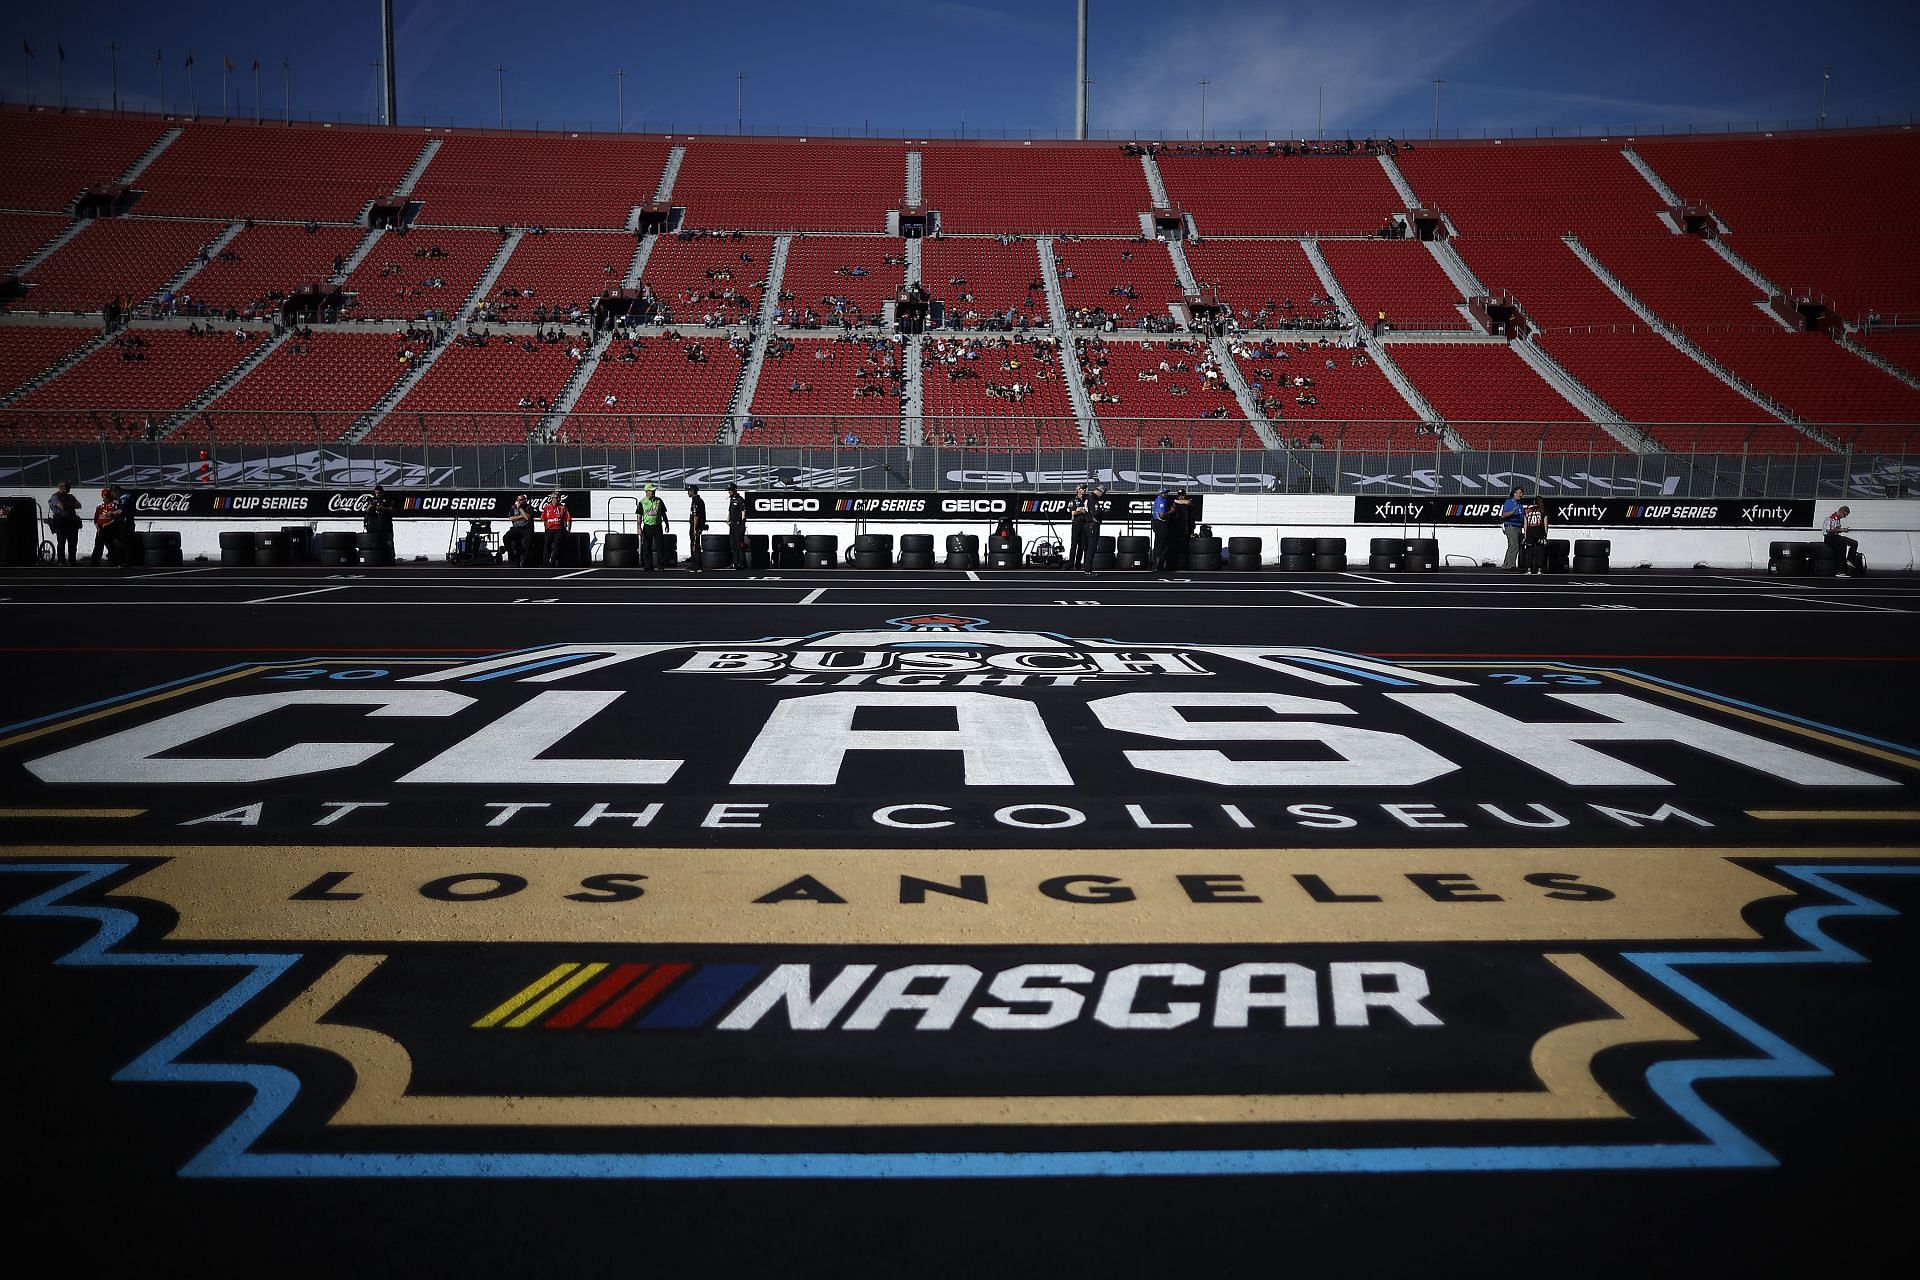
[1620,146,1794,330]
[1301,241,1358,321]
[538,329,614,442]
[156,220,245,301]
[394,138,443,198]
[0,325,112,409]
[327,227,384,286]
[1510,335,1648,450]
[622,232,656,289]
[461,230,523,320]
[9,218,90,280]
[1562,231,1816,440]
[1140,153,1171,210]
[904,235,922,286]
[1038,238,1102,446]
[1837,330,1920,394]
[1621,147,1686,209]
[901,335,925,445]
[117,127,183,187]
[1166,238,1200,295]
[720,234,791,442]
[348,331,455,442]
[654,147,685,203]
[905,150,923,206]
[159,328,291,437]
[1208,333,1283,448]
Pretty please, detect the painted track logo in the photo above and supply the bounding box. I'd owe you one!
[1,616,1916,1178]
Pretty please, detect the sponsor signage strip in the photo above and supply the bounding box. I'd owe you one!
[748,491,1201,522]
[126,489,593,520]
[1354,497,1814,527]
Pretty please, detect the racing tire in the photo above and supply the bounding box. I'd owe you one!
[1571,556,1609,574]
[1279,537,1313,556]
[1279,554,1312,572]
[1313,537,1346,556]
[897,552,935,569]
[1227,553,1261,572]
[1312,553,1345,571]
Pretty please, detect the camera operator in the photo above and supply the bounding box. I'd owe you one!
[503,493,535,567]
[364,484,395,560]
[1067,483,1090,570]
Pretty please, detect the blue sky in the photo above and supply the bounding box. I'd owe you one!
[4,0,1916,138]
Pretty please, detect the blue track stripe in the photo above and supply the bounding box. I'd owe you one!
[0,663,257,735]
[638,964,761,1029]
[463,652,599,682]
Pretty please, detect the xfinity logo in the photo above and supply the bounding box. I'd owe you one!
[1374,501,1426,518]
[1742,505,1792,524]
[1559,504,1605,521]
[718,960,1441,1032]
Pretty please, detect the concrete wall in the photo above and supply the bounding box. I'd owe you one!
[129,495,1920,571]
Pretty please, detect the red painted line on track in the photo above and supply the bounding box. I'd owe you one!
[585,963,693,1030]
[545,963,650,1030]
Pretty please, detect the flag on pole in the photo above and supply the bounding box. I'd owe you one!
[223,56,232,72]
[22,41,32,59]
[251,58,260,72]
[184,53,194,68]
[57,44,64,62]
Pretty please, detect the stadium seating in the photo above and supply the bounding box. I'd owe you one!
[921,145,1147,235]
[1053,239,1183,328]
[674,141,904,233]
[1585,232,1770,329]
[1183,240,1338,329]
[1395,141,1664,237]
[1079,337,1258,450]
[406,134,671,230]
[1636,133,1920,323]
[200,331,414,443]
[1856,331,1920,381]
[640,234,768,326]
[0,324,100,398]
[1455,237,1636,329]
[11,327,261,441]
[777,237,905,327]
[479,231,636,322]
[1533,330,1802,453]
[0,213,71,274]
[368,338,580,445]
[171,222,365,315]
[922,237,1049,329]
[338,227,502,322]
[0,110,169,213]
[921,337,1080,448]
[1687,331,1920,446]
[1387,342,1622,453]
[133,121,424,222]
[1317,240,1470,331]
[561,335,744,446]
[1157,154,1402,237]
[13,217,224,313]
[749,336,902,445]
[1228,339,1420,451]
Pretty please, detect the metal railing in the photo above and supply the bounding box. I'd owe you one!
[2,411,1917,500]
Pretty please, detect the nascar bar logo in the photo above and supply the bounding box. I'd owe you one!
[0,616,1915,1179]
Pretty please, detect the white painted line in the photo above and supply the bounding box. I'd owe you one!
[556,568,596,579]
[965,570,981,581]
[140,566,218,577]
[799,587,826,604]
[1768,593,1904,613]
[248,585,346,604]
[1291,590,1358,608]
[1340,571,1392,584]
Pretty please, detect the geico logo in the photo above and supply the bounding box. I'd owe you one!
[717,960,1442,1031]
[326,494,370,512]
[136,493,193,512]
[21,688,1894,790]
[940,498,1005,513]
[762,498,821,512]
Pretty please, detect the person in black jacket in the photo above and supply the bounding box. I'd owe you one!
[685,483,707,574]
[726,483,749,570]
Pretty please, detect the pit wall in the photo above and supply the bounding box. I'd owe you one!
[128,495,1920,571]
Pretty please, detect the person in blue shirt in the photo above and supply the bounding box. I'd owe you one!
[1498,485,1525,571]
[1150,487,1174,572]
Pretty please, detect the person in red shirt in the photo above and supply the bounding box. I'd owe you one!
[88,487,119,567]
[541,492,571,567]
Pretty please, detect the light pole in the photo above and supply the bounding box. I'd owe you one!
[1433,78,1443,136]
[737,71,746,135]
[1820,65,1830,128]
[1318,84,1323,140]
[494,64,506,128]
[1197,78,1209,139]
[108,42,118,113]
[370,62,382,123]
[283,58,290,123]
[616,68,624,132]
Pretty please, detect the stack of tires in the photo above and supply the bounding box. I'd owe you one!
[944,533,979,570]
[140,530,183,567]
[1809,541,1844,576]
[1767,541,1813,576]
[357,531,395,567]
[773,534,806,569]
[742,533,769,570]
[1370,537,1441,571]
[1572,538,1611,574]
[805,534,839,569]
[853,533,893,569]
[699,533,732,569]
[316,531,359,566]
[1090,535,1117,570]
[986,533,1021,569]
[1186,534,1223,571]
[283,526,314,565]
[1278,537,1345,571]
[1226,537,1262,571]
[219,531,255,566]
[253,531,289,567]
[603,532,639,567]
[1278,537,1313,571]
[1115,535,1150,569]
[898,534,936,569]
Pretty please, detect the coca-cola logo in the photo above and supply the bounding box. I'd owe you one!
[327,494,371,513]
[135,493,193,513]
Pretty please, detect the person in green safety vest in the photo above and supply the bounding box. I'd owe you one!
[638,482,668,571]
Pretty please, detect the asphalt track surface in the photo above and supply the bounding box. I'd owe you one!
[2,562,1917,1276]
